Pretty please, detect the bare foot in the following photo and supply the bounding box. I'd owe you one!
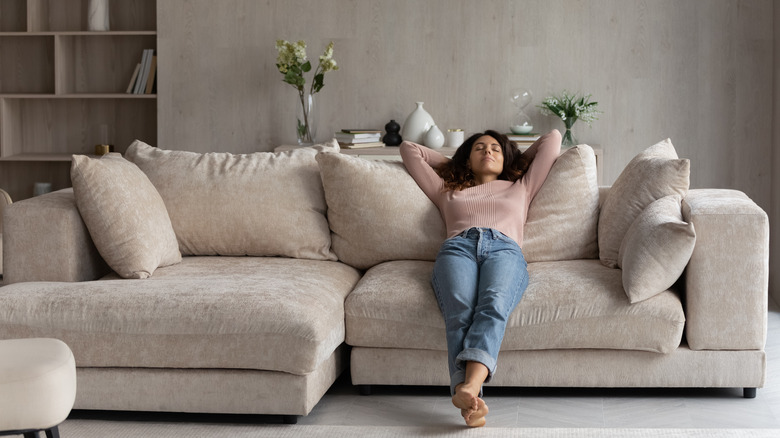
[452,383,478,415]
[464,398,488,427]
[452,383,487,426]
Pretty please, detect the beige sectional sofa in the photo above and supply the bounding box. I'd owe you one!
[0,138,769,423]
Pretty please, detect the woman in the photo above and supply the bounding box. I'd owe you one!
[400,129,561,427]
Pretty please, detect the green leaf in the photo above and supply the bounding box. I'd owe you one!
[312,73,324,94]
[302,61,312,73]
[284,70,305,88]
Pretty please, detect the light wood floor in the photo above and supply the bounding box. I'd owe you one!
[296,299,780,429]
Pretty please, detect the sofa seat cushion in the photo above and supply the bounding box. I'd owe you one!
[345,259,685,354]
[0,257,361,375]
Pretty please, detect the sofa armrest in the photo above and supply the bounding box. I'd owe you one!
[3,188,109,284]
[682,189,768,351]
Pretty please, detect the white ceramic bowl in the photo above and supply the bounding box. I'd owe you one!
[510,125,533,134]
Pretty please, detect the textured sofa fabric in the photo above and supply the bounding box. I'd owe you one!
[0,138,770,417]
[316,151,445,269]
[316,144,601,268]
[0,257,360,375]
[618,194,696,303]
[522,144,599,262]
[682,189,769,351]
[71,153,182,279]
[3,189,109,285]
[126,140,338,260]
[598,139,690,268]
[345,260,685,354]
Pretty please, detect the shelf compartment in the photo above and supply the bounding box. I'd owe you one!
[56,34,156,94]
[28,0,156,32]
[0,160,71,202]
[0,35,54,93]
[0,0,27,32]
[0,97,156,158]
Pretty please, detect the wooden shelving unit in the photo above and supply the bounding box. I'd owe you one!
[0,0,156,201]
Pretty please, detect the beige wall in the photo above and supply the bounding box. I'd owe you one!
[158,0,776,299]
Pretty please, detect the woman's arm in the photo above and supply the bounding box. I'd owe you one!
[522,129,562,200]
[399,141,447,200]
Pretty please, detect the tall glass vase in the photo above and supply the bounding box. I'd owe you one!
[562,117,577,148]
[297,92,316,145]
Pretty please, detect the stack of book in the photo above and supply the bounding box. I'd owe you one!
[126,49,157,94]
[335,129,385,148]
[506,133,540,147]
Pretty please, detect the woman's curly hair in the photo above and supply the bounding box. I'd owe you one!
[436,130,530,191]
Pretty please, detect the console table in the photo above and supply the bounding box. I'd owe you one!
[276,145,603,185]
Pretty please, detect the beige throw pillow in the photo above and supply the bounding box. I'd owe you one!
[523,144,599,262]
[71,153,181,279]
[125,140,337,260]
[316,152,446,269]
[598,139,690,268]
[618,195,695,303]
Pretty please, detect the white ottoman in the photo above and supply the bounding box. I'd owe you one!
[0,338,76,438]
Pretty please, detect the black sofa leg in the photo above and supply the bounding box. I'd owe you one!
[744,388,757,399]
[359,384,372,396]
[282,415,298,424]
[16,425,60,438]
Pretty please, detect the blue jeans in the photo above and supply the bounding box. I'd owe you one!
[431,227,529,395]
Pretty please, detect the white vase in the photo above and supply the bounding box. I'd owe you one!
[401,102,435,144]
[88,0,110,31]
[425,125,445,149]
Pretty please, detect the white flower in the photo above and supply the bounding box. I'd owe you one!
[538,90,601,127]
[275,39,339,95]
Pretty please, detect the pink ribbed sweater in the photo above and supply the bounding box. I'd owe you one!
[400,130,561,246]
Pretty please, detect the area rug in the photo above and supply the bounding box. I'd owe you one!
[58,421,780,438]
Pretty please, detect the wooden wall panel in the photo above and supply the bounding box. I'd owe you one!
[157,0,773,211]
[772,0,779,304]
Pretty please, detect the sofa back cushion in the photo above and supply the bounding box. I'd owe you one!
[316,152,445,269]
[125,140,337,260]
[618,194,696,303]
[71,153,181,279]
[598,138,690,268]
[523,144,599,261]
[316,145,600,269]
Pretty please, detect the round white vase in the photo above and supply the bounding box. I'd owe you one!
[425,125,445,149]
[401,102,435,144]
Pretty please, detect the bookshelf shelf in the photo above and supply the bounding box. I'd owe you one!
[0,0,157,201]
[0,153,80,162]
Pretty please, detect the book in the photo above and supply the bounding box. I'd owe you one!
[135,49,154,94]
[335,133,381,143]
[125,63,141,94]
[339,141,385,149]
[335,131,382,140]
[341,129,382,134]
[132,50,148,94]
[144,55,157,94]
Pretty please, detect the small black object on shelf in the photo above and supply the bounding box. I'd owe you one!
[383,119,402,146]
